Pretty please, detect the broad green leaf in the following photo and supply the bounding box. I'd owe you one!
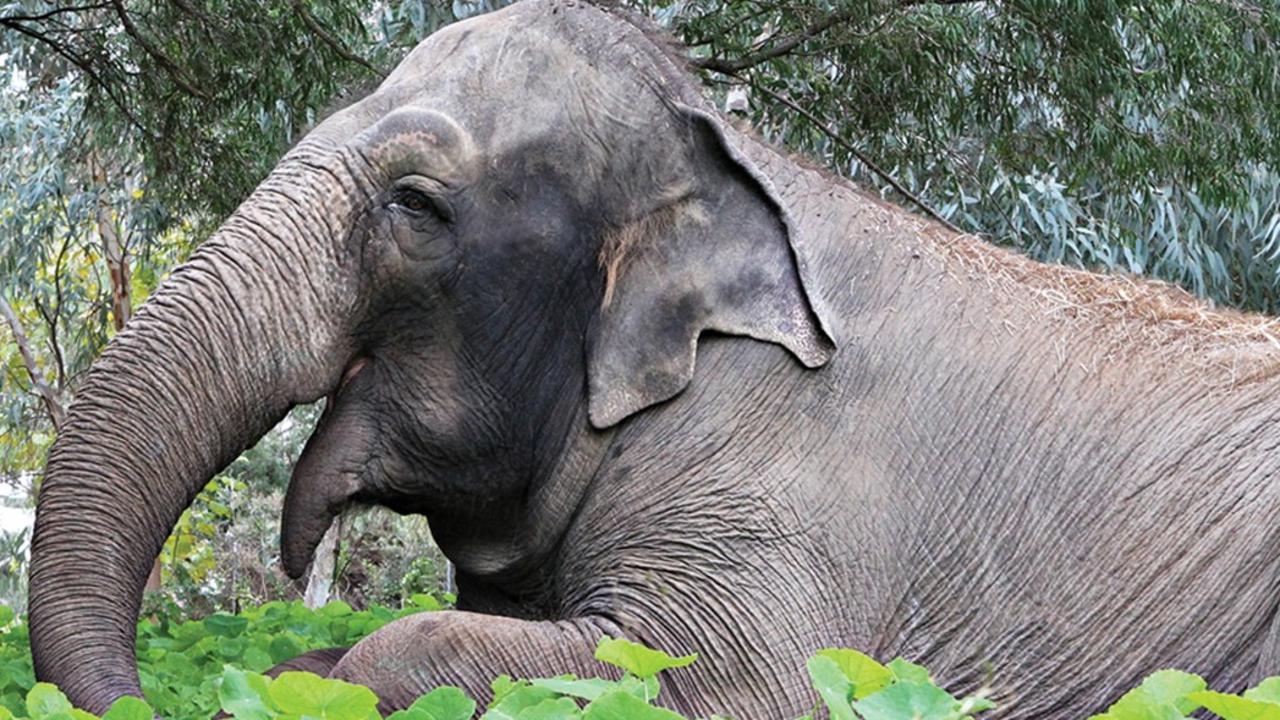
[320,601,355,618]
[0,694,24,720]
[530,677,616,702]
[26,684,73,719]
[640,676,660,703]
[488,676,521,707]
[1246,679,1280,706]
[815,649,892,699]
[1096,688,1183,720]
[101,696,153,720]
[582,690,684,719]
[0,659,34,693]
[0,608,13,627]
[482,678,559,720]
[409,595,442,611]
[887,658,932,685]
[519,697,583,720]
[203,613,249,638]
[219,666,276,720]
[268,635,305,664]
[959,695,996,715]
[1190,691,1280,720]
[268,671,379,720]
[407,686,476,720]
[593,638,697,679]
[805,655,856,720]
[852,682,961,720]
[1101,673,1206,720]
[386,710,429,720]
[242,647,275,673]
[1140,670,1207,716]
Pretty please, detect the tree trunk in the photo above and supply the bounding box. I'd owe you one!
[303,515,341,609]
[88,151,155,592]
[0,296,66,431]
[88,152,132,331]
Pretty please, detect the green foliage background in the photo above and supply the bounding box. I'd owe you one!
[0,0,1276,620]
[655,0,1280,310]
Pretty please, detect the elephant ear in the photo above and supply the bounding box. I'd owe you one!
[587,105,837,429]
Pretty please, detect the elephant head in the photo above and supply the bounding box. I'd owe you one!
[28,1,835,712]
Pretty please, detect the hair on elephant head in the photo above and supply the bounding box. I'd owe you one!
[28,1,834,713]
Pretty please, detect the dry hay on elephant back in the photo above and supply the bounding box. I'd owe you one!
[903,211,1280,388]
[761,134,1280,388]
[730,119,1280,387]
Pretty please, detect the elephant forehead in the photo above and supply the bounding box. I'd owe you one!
[382,1,649,96]
[360,1,678,180]
[356,109,477,183]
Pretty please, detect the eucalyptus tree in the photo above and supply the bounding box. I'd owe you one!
[0,0,477,604]
[0,0,1276,608]
[644,0,1280,310]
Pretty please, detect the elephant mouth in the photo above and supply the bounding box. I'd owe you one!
[279,354,373,579]
[338,356,370,394]
[325,356,370,409]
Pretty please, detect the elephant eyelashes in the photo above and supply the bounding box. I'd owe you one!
[388,186,453,224]
[396,189,431,213]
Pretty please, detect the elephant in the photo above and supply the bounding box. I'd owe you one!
[262,648,350,679]
[26,0,1280,717]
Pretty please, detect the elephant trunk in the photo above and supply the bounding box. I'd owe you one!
[27,142,367,714]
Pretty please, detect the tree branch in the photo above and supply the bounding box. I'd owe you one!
[290,0,380,75]
[0,17,151,135]
[87,149,132,331]
[48,199,76,388]
[109,0,212,100]
[743,78,961,233]
[0,2,112,23]
[0,296,66,432]
[899,0,990,5]
[168,0,219,27]
[691,8,863,74]
[690,0,988,73]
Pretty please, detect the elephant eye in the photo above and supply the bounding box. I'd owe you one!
[391,188,434,215]
[386,176,456,224]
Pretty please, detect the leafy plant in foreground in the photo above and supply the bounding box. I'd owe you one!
[5,601,1280,719]
[1088,669,1280,720]
[0,598,442,719]
[803,649,992,720]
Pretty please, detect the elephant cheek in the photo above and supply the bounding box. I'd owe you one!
[280,404,374,579]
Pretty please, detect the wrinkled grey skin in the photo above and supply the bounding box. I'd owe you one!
[27,1,1280,717]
